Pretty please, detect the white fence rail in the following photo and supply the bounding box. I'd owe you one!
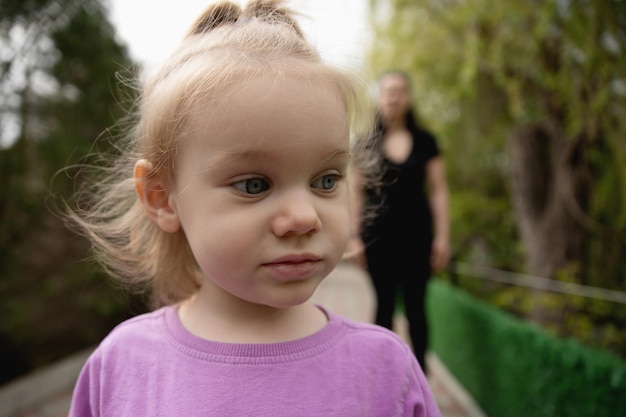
[450,262,626,305]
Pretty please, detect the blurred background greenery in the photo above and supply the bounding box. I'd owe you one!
[0,0,147,385]
[363,0,626,363]
[1,0,625,387]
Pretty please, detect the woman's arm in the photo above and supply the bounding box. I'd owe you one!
[425,156,450,273]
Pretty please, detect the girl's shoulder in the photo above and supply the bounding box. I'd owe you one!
[326,309,416,362]
[97,305,173,350]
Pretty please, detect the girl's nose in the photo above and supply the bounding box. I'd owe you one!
[271,190,321,237]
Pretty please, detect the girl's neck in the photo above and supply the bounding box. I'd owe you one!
[178,294,328,344]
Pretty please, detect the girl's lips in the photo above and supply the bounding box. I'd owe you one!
[263,255,323,280]
[266,253,321,263]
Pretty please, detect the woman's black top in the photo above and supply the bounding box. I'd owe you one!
[361,119,440,261]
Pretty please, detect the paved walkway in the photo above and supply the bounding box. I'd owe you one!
[0,261,486,417]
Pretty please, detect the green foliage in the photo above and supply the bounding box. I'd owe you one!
[428,280,626,417]
[450,190,522,270]
[1,0,54,20]
[0,0,145,385]
[366,0,626,359]
[488,268,626,360]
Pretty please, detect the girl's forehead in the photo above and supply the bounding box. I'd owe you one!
[180,75,350,156]
[194,76,345,129]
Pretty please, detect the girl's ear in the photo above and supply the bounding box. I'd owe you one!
[134,159,181,233]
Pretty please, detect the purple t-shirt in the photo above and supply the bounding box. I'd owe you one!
[68,305,442,416]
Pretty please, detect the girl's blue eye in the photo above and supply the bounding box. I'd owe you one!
[233,178,270,195]
[312,175,337,191]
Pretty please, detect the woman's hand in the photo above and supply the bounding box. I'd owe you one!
[430,236,450,273]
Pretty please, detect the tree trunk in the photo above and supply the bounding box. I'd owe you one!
[508,122,590,322]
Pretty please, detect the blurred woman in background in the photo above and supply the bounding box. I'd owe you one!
[359,70,451,373]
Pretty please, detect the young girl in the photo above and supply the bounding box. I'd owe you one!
[66,1,442,416]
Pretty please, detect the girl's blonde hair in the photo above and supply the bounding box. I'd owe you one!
[66,0,374,307]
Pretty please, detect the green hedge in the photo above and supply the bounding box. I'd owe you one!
[427,280,626,417]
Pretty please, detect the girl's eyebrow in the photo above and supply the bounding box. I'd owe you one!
[320,149,351,164]
[209,148,351,166]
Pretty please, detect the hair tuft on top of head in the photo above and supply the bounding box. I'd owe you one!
[243,0,304,38]
[187,2,242,37]
[186,0,304,39]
